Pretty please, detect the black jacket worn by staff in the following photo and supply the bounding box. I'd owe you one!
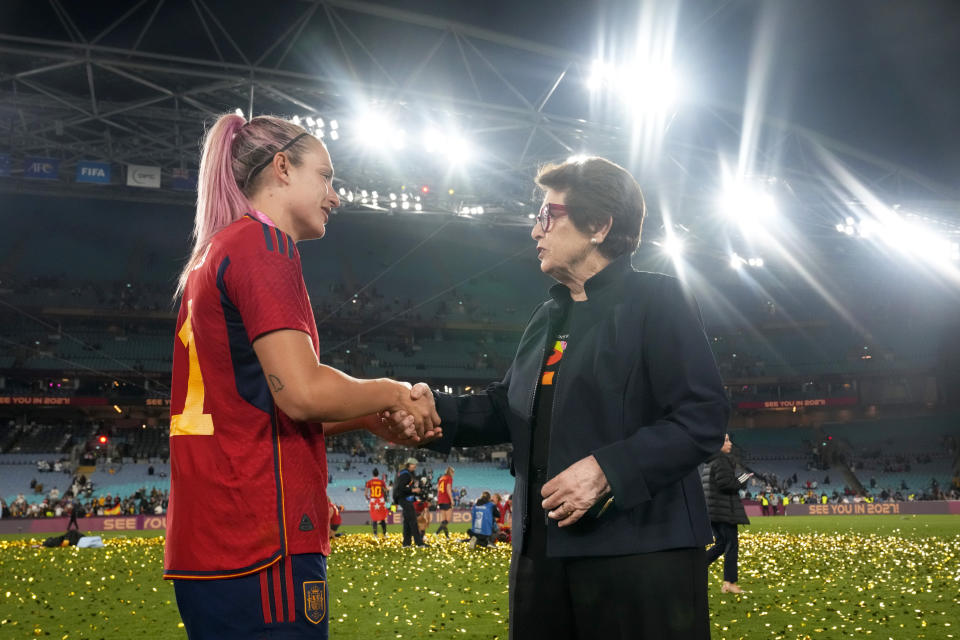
[700,452,750,525]
[427,253,729,558]
[394,469,417,503]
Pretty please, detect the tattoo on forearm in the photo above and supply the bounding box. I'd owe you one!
[268,375,284,392]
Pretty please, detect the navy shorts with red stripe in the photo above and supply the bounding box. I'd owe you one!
[174,553,328,639]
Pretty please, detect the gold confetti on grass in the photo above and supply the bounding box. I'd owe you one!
[1,521,957,639]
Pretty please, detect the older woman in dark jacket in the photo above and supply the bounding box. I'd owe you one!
[701,433,752,593]
[396,157,728,640]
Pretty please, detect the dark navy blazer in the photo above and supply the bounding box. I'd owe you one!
[428,253,729,557]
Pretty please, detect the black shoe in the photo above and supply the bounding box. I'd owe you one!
[416,543,431,547]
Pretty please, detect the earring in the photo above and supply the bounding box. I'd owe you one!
[590,238,599,245]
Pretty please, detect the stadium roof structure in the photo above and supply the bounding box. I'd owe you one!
[1,0,958,239]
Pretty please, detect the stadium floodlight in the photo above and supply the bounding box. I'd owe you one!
[316,129,325,138]
[423,129,441,153]
[390,129,408,150]
[330,120,339,130]
[357,111,392,147]
[476,206,484,214]
[721,183,778,225]
[401,201,410,210]
[338,187,346,196]
[389,193,397,201]
[587,58,680,115]
[330,130,340,141]
[446,136,471,164]
[390,202,397,209]
[316,118,325,129]
[234,108,244,117]
[360,190,368,197]
[423,128,472,163]
[371,191,379,198]
[730,253,746,270]
[305,116,315,127]
[566,154,592,164]
[662,235,684,259]
[292,115,301,126]
[528,213,536,220]
[414,203,423,212]
[587,60,614,91]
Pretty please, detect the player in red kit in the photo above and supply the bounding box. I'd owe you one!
[329,503,343,537]
[434,466,454,538]
[164,112,440,640]
[365,468,389,537]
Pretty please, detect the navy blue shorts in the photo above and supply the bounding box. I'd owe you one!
[174,554,328,639]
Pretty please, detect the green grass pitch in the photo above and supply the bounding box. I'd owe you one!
[1,515,957,639]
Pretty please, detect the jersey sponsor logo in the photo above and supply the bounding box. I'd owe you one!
[299,514,314,531]
[303,580,327,624]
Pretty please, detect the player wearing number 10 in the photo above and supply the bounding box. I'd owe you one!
[164,113,440,640]
[365,469,389,537]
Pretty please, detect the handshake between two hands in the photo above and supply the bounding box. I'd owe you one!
[375,382,442,446]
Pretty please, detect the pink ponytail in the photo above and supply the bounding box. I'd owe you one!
[175,114,250,299]
[174,113,310,300]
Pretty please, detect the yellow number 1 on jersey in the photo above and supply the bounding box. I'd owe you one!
[171,299,214,436]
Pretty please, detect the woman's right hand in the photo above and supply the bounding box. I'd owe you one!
[390,381,441,438]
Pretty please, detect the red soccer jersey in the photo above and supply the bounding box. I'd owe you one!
[496,502,507,525]
[164,216,329,580]
[365,477,388,521]
[436,474,453,505]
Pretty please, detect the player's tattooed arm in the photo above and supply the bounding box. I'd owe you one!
[268,374,284,392]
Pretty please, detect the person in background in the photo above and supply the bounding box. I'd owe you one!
[700,433,752,594]
[434,466,455,538]
[365,468,389,537]
[395,458,428,547]
[468,491,499,548]
[492,493,507,528]
[329,502,343,538]
[415,497,432,538]
[500,493,512,526]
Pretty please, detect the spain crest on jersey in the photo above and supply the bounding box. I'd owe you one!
[304,580,327,624]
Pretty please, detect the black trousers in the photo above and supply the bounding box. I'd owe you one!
[705,521,739,583]
[510,546,710,640]
[400,500,423,546]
